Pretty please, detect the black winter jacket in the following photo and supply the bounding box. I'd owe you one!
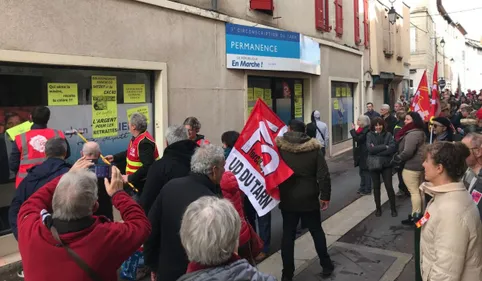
[8,158,71,239]
[276,132,331,212]
[350,127,370,170]
[366,131,397,168]
[140,140,198,214]
[144,173,222,281]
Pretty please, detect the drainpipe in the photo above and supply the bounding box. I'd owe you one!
[211,0,217,11]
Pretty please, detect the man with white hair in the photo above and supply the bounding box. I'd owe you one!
[106,112,159,195]
[380,104,397,134]
[81,141,113,220]
[17,165,151,281]
[141,125,198,214]
[462,133,482,220]
[144,144,225,281]
[177,197,276,281]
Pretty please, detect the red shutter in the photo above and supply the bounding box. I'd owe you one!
[250,0,273,11]
[354,0,360,44]
[315,0,325,30]
[335,0,343,37]
[363,0,369,47]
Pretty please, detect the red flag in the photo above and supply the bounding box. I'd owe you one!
[429,63,440,119]
[410,71,431,122]
[225,99,293,216]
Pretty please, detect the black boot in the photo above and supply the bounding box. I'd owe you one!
[401,214,414,225]
[375,208,382,217]
[391,208,398,217]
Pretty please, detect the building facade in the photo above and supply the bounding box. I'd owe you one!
[0,0,372,259]
[465,39,482,92]
[366,0,411,108]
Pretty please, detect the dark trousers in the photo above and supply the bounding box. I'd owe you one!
[281,210,332,279]
[359,167,372,193]
[397,169,410,195]
[370,168,396,210]
[244,197,271,253]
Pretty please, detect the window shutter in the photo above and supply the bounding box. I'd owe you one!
[315,0,325,30]
[354,0,360,44]
[250,0,274,11]
[363,0,369,47]
[335,0,343,36]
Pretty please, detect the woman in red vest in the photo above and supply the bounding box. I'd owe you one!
[106,112,159,196]
[183,117,210,146]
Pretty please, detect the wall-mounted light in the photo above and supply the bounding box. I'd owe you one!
[450,58,455,62]
[440,38,445,48]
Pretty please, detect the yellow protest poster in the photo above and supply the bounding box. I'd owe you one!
[341,88,347,97]
[264,89,272,107]
[123,84,146,103]
[6,121,33,141]
[91,76,118,138]
[254,88,264,100]
[336,87,341,97]
[294,84,303,118]
[247,88,254,102]
[333,99,340,110]
[48,83,78,106]
[127,106,150,124]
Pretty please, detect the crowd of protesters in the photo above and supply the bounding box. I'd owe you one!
[5,103,482,281]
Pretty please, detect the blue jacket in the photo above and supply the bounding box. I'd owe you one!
[9,158,71,239]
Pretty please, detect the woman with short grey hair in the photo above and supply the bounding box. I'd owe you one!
[177,196,276,281]
[350,115,372,195]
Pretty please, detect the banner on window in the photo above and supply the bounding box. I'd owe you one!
[225,99,293,216]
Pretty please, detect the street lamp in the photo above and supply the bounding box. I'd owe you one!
[387,0,397,25]
[388,6,397,25]
[440,38,445,48]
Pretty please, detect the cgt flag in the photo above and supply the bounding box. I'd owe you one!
[410,70,431,122]
[225,99,293,216]
[429,63,440,119]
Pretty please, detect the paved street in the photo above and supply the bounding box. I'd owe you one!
[293,193,416,281]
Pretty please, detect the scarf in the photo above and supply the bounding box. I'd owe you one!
[395,122,417,142]
[356,127,364,134]
[186,254,242,273]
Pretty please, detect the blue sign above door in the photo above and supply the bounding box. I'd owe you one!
[225,23,321,75]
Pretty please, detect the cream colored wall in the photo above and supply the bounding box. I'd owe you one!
[369,1,410,76]
[0,0,248,144]
[174,0,364,50]
[409,10,435,79]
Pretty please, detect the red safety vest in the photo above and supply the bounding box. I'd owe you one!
[126,131,160,176]
[196,138,210,146]
[14,128,65,187]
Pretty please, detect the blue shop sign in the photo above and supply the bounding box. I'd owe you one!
[225,23,321,75]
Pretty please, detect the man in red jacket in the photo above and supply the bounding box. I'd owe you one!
[17,162,151,281]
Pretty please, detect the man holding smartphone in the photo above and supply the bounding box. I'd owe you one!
[81,142,113,220]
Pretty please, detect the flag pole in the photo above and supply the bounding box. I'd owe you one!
[429,125,433,144]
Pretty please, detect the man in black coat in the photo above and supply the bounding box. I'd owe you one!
[350,115,372,195]
[144,144,225,281]
[276,120,334,281]
[140,126,198,214]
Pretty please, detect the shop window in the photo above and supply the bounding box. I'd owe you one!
[331,82,354,144]
[0,62,154,236]
[247,76,304,125]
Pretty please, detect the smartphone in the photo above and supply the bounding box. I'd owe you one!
[89,165,111,179]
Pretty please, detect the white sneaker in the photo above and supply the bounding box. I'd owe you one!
[17,270,24,278]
